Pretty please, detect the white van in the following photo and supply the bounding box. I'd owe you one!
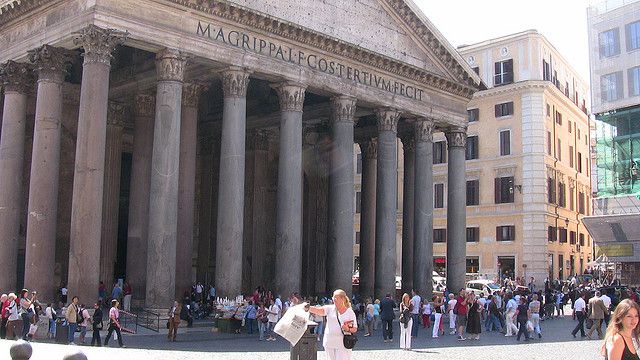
[466,279,501,296]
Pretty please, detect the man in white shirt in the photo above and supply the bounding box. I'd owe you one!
[600,292,612,325]
[274,296,283,320]
[410,290,421,337]
[571,292,587,338]
[504,294,519,336]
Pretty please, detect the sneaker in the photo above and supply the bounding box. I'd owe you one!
[538,333,542,339]
[457,336,466,341]
[432,336,438,338]
[450,330,456,335]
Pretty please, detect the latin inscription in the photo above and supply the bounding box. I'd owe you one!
[196,21,424,101]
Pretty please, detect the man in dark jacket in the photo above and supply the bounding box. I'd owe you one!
[379,293,396,342]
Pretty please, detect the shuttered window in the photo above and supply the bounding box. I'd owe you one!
[494,59,513,86]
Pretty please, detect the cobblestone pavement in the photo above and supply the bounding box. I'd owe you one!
[1,315,604,360]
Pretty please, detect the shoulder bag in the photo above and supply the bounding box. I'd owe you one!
[336,309,357,350]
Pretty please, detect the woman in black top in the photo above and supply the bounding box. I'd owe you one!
[91,302,103,347]
[602,299,640,360]
[513,296,530,341]
[465,293,482,340]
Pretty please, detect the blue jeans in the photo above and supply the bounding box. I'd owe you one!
[246,318,255,334]
[258,321,267,340]
[48,319,56,337]
[68,323,77,344]
[21,312,32,339]
[314,322,324,337]
[486,314,502,332]
[411,314,420,337]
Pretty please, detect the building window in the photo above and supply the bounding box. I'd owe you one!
[468,108,479,122]
[495,102,514,117]
[543,59,551,81]
[500,130,511,156]
[570,188,575,211]
[628,66,640,97]
[356,153,362,174]
[570,231,577,245]
[547,131,552,155]
[548,226,557,242]
[555,111,563,125]
[466,257,480,273]
[599,28,621,58]
[601,72,623,102]
[466,227,480,243]
[626,21,640,51]
[579,233,585,246]
[355,231,360,245]
[356,191,361,214]
[494,59,514,86]
[559,228,568,243]
[466,136,479,160]
[557,139,562,161]
[494,176,514,204]
[578,191,585,214]
[466,180,479,206]
[548,177,556,204]
[558,182,566,207]
[433,141,447,164]
[569,146,574,168]
[568,120,572,133]
[496,225,515,242]
[354,256,359,272]
[546,103,551,117]
[434,183,444,208]
[577,152,583,173]
[434,229,447,243]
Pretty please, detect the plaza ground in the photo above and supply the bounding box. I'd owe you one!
[1,314,604,359]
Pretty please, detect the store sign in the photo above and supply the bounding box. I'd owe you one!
[597,244,634,257]
[196,21,426,101]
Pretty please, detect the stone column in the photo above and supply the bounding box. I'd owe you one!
[0,61,31,292]
[400,132,415,294]
[145,49,186,310]
[99,102,125,285]
[445,126,467,294]
[250,130,270,289]
[327,96,356,294]
[374,108,400,300]
[24,45,72,300]
[273,82,306,297]
[413,119,434,297]
[215,68,250,298]
[68,25,127,304]
[175,82,206,296]
[357,139,377,299]
[126,93,155,300]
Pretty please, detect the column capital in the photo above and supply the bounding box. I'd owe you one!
[221,67,250,98]
[73,25,128,66]
[330,95,357,124]
[415,118,435,143]
[445,126,467,148]
[374,107,400,133]
[182,82,209,108]
[248,129,270,151]
[107,102,126,127]
[273,82,306,112]
[155,48,187,82]
[358,138,378,160]
[28,45,74,83]
[0,60,33,94]
[133,93,155,118]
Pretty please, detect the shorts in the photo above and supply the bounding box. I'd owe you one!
[456,314,467,327]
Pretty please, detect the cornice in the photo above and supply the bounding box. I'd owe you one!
[168,0,479,99]
[0,0,52,27]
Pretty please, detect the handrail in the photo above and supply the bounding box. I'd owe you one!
[136,309,161,332]
[119,310,138,334]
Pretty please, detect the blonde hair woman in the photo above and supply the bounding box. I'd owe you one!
[307,289,357,360]
[399,293,413,350]
[602,299,640,360]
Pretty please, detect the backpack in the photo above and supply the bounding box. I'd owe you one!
[453,301,460,315]
[399,305,411,324]
[77,307,85,323]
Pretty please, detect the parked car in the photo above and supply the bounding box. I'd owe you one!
[466,279,501,296]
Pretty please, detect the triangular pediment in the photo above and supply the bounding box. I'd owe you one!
[227,0,482,89]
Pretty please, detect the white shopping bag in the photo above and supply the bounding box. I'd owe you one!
[274,303,310,346]
[114,332,118,340]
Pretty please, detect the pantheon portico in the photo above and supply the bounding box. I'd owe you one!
[0,0,482,308]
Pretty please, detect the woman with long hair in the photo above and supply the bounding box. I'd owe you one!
[399,293,413,350]
[602,299,640,360]
[432,295,444,338]
[306,289,357,360]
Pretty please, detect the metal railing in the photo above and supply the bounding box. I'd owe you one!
[136,309,161,332]
[119,310,138,334]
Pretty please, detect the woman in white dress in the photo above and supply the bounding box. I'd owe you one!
[307,289,358,360]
